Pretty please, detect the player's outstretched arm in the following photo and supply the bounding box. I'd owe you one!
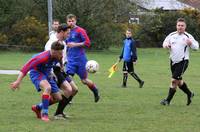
[10,71,25,90]
[67,42,84,48]
[187,36,199,50]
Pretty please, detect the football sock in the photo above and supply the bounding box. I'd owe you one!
[87,83,99,96]
[130,72,142,83]
[166,88,176,103]
[123,73,128,86]
[36,96,54,110]
[41,94,50,116]
[55,95,73,115]
[179,82,192,96]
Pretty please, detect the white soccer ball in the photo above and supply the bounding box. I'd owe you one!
[86,60,99,73]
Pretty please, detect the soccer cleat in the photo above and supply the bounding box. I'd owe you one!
[139,81,144,88]
[31,105,41,119]
[69,101,73,105]
[41,114,49,122]
[121,84,127,88]
[187,92,194,106]
[160,99,170,106]
[94,94,100,103]
[54,113,70,120]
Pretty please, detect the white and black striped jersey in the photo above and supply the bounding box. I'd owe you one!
[163,31,199,64]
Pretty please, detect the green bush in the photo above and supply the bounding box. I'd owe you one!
[0,33,8,44]
[8,16,48,50]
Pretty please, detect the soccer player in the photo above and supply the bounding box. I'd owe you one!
[160,18,199,106]
[65,14,100,102]
[49,19,60,40]
[119,29,144,88]
[45,23,78,120]
[10,41,73,122]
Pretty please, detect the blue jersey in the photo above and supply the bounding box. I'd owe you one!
[65,26,90,79]
[65,26,90,62]
[119,37,137,62]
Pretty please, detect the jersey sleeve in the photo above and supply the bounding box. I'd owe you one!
[131,40,137,61]
[163,34,171,48]
[188,34,199,50]
[79,28,91,47]
[119,40,124,59]
[20,53,49,76]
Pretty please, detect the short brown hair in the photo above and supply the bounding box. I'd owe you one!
[52,19,60,24]
[66,14,77,20]
[177,18,186,23]
[126,29,132,33]
[51,41,64,50]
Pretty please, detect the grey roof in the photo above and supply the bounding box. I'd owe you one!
[134,0,193,10]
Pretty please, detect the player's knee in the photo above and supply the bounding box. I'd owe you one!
[56,94,62,101]
[171,79,179,87]
[44,87,51,93]
[51,93,62,102]
[178,80,184,87]
[73,89,78,96]
[81,79,87,84]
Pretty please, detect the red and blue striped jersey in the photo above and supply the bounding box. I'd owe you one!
[21,51,58,76]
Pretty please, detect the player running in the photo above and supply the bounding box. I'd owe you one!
[65,14,100,102]
[160,18,199,106]
[10,41,73,121]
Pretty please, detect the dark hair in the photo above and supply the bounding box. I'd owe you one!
[51,41,64,50]
[177,18,186,23]
[57,23,70,33]
[66,14,77,20]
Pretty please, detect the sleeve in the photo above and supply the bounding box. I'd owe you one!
[189,34,199,50]
[163,34,171,48]
[62,41,67,64]
[20,54,49,76]
[131,40,137,62]
[119,41,124,59]
[79,29,91,47]
[45,39,52,51]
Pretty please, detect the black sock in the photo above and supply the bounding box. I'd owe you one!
[123,73,128,86]
[130,72,142,83]
[166,88,176,103]
[179,82,192,96]
[55,95,73,115]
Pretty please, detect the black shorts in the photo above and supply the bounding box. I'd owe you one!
[53,66,72,88]
[123,61,134,73]
[170,60,189,80]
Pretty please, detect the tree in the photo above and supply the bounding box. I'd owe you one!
[53,0,139,49]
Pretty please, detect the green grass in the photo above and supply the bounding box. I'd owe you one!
[0,48,200,132]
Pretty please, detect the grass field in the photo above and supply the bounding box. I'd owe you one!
[0,48,200,132]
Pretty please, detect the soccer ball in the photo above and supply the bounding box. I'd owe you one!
[86,60,99,73]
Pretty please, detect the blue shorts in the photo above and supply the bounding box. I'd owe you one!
[66,57,88,80]
[30,70,59,93]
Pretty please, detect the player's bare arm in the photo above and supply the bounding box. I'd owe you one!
[10,71,25,90]
[67,42,84,47]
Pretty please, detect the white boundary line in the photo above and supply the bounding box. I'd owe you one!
[0,70,20,75]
